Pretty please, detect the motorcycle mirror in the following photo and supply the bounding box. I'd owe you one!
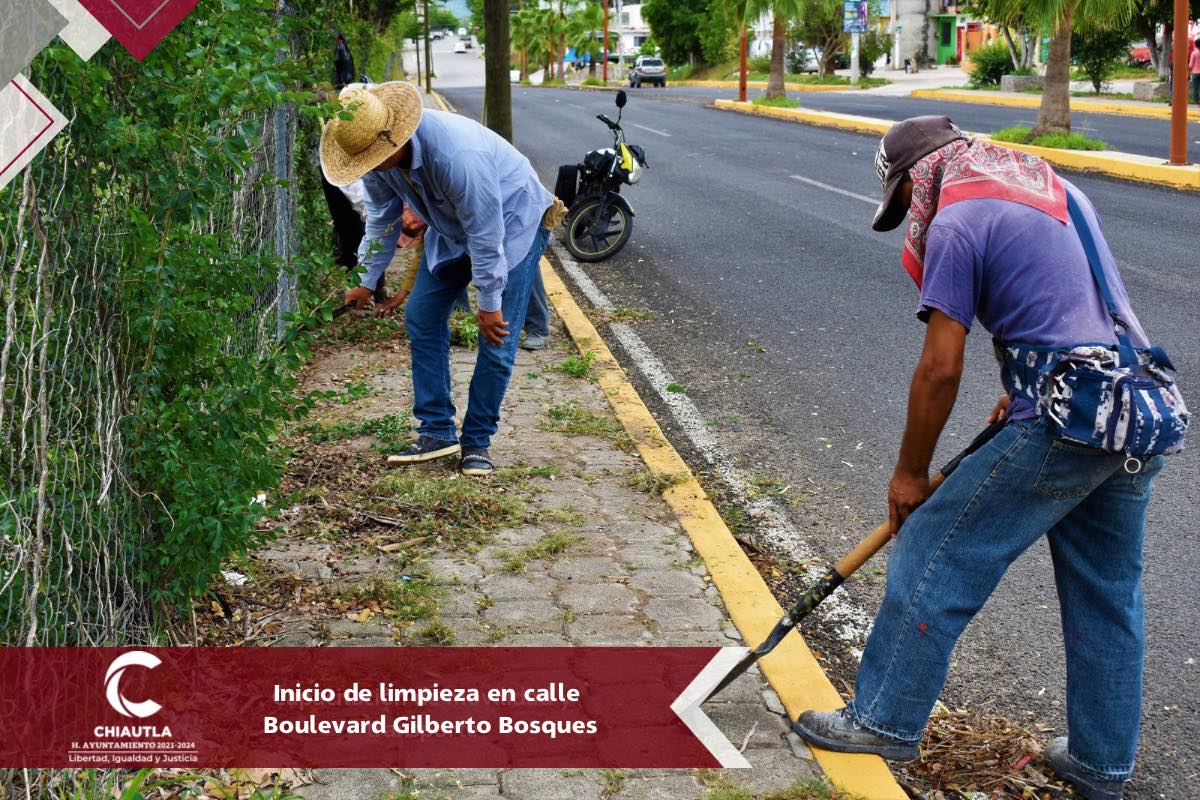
[615,90,627,108]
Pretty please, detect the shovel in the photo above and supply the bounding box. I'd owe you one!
[702,420,1007,703]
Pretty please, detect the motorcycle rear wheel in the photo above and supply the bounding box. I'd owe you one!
[563,196,632,262]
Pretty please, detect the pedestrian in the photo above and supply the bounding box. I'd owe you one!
[321,82,563,477]
[1189,37,1200,105]
[333,33,356,90]
[792,116,1186,800]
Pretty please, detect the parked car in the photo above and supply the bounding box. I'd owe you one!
[1128,40,1151,66]
[789,47,820,74]
[432,30,444,40]
[629,56,666,88]
[453,41,467,53]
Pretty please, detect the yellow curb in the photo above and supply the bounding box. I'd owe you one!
[674,79,857,92]
[713,98,1200,191]
[910,88,1200,123]
[541,258,907,800]
[429,89,453,113]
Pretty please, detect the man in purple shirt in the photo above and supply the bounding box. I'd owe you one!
[792,117,1169,800]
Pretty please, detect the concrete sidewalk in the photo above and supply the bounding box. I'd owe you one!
[225,250,829,798]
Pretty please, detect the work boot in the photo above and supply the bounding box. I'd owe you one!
[521,333,549,351]
[792,708,919,761]
[460,447,493,477]
[1046,737,1126,800]
[386,435,461,465]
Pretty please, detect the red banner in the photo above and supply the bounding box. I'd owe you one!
[0,647,731,768]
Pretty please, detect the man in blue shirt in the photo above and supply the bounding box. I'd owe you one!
[321,82,554,476]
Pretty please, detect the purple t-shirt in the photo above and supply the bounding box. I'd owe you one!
[918,180,1147,419]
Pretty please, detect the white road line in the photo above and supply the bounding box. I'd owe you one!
[548,238,872,650]
[629,122,672,137]
[789,175,876,205]
[568,103,587,110]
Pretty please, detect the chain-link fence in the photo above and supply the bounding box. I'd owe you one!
[0,107,299,653]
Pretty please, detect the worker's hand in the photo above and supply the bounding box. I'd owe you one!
[344,285,373,311]
[888,469,932,537]
[986,394,1011,424]
[477,309,509,346]
[375,290,409,317]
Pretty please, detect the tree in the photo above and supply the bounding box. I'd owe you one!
[968,0,1138,136]
[484,0,512,140]
[643,0,706,65]
[793,0,844,77]
[746,0,806,98]
[1130,0,1200,76]
[567,2,618,75]
[1072,25,1135,92]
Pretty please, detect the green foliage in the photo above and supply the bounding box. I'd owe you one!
[791,0,844,75]
[990,126,1108,149]
[856,30,892,76]
[967,40,1016,86]
[2,0,397,641]
[556,351,596,379]
[1071,25,1134,93]
[752,94,801,107]
[643,0,707,64]
[299,411,413,450]
[450,308,480,349]
[698,0,743,65]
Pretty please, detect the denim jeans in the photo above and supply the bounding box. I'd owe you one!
[524,265,551,337]
[405,227,550,450]
[847,417,1164,781]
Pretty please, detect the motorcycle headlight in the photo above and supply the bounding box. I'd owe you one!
[627,162,643,184]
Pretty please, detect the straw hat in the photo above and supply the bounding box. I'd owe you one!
[320,82,423,186]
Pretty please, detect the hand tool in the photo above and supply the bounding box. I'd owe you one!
[702,420,1007,703]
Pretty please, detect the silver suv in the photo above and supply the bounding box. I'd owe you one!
[629,56,666,88]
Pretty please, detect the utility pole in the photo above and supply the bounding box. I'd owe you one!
[890,0,898,70]
[1168,0,1189,164]
[602,0,609,83]
[483,0,513,140]
[423,0,433,93]
[738,27,748,102]
[850,30,860,85]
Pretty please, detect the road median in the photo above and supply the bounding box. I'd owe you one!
[713,98,1200,191]
[673,79,860,92]
[910,88,1200,123]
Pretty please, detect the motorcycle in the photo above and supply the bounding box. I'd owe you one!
[554,90,648,263]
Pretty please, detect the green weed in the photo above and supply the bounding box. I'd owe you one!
[338,575,440,624]
[990,126,1107,151]
[539,402,631,449]
[629,470,689,495]
[299,411,412,450]
[450,308,479,349]
[502,531,580,573]
[751,94,800,109]
[374,469,527,546]
[556,351,596,380]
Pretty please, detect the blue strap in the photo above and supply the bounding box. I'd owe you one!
[1065,191,1137,367]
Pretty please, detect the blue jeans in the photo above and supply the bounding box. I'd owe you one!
[524,266,550,337]
[405,227,550,450]
[847,418,1164,781]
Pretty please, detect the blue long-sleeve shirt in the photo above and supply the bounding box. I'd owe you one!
[356,109,553,312]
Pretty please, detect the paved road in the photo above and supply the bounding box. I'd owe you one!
[615,83,1200,163]
[439,84,1200,799]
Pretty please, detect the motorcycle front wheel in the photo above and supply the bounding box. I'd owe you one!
[563,196,632,262]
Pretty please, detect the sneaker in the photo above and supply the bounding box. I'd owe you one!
[522,333,549,351]
[386,435,461,465]
[792,708,920,762]
[1046,737,1126,800]
[460,447,493,476]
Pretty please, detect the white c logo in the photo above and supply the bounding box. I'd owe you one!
[104,651,162,719]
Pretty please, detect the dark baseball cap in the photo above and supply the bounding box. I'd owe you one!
[872,115,966,232]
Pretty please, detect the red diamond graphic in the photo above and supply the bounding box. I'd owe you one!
[75,0,199,60]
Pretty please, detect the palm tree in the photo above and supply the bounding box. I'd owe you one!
[512,7,542,79]
[567,1,615,76]
[972,0,1136,135]
[745,0,806,100]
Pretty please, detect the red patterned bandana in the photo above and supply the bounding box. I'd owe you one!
[901,139,1067,287]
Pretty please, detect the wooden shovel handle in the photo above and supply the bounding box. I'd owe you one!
[832,470,948,578]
